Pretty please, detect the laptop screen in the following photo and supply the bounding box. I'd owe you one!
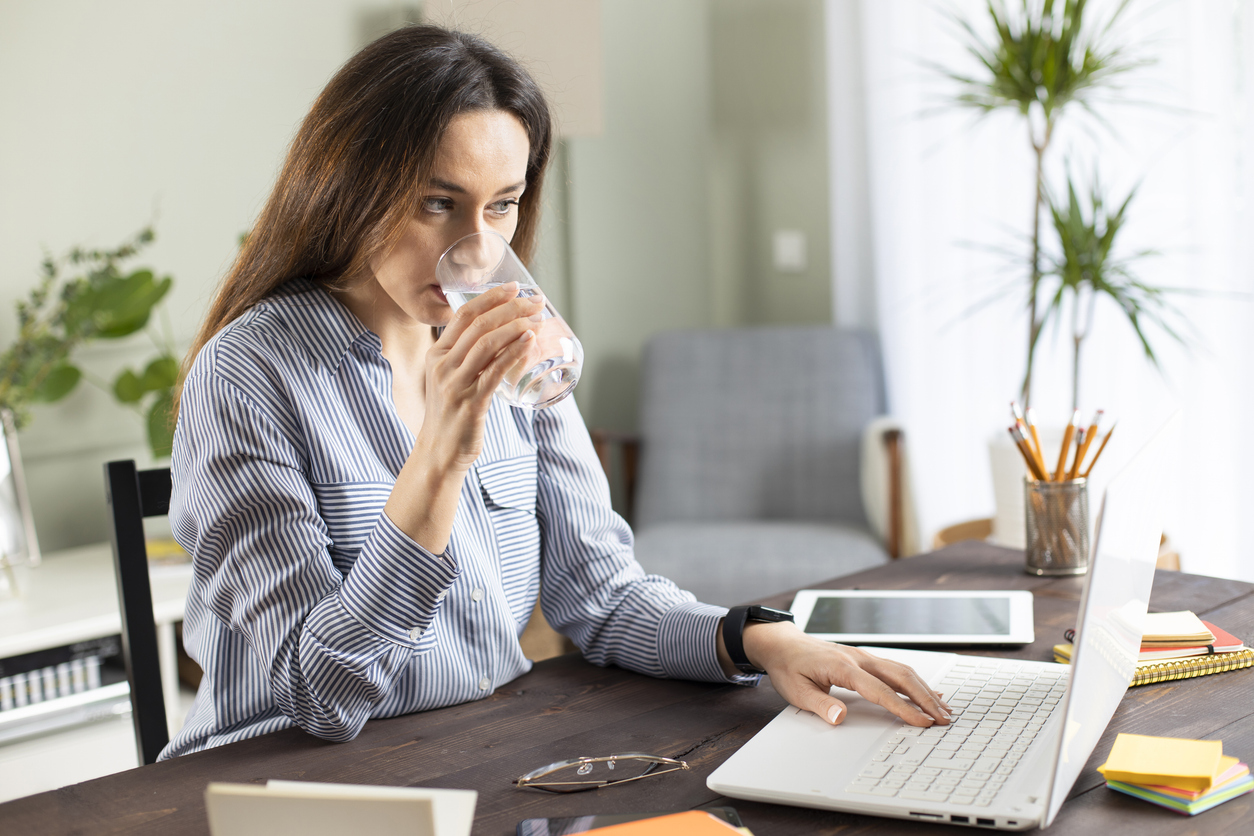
[1041,414,1177,827]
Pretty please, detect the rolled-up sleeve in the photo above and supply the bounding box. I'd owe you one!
[532,398,756,686]
[174,364,459,742]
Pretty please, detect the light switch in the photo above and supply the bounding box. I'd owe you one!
[772,229,807,273]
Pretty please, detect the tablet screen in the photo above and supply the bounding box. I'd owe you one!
[803,596,1011,636]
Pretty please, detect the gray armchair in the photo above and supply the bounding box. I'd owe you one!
[593,326,909,607]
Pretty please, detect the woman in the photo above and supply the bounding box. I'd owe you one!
[164,25,949,759]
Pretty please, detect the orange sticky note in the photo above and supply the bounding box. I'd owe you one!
[585,810,745,835]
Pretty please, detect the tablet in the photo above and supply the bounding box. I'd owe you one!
[789,589,1035,645]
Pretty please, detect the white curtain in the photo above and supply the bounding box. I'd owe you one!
[827,0,1254,580]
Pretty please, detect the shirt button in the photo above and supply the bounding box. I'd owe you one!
[478,676,490,691]
[435,591,447,602]
[471,588,484,602]
[408,628,423,641]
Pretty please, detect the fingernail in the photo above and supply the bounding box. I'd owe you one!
[827,706,842,724]
[517,330,535,342]
[939,710,952,722]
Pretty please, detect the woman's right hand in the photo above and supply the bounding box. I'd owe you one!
[385,281,543,554]
[419,281,544,472]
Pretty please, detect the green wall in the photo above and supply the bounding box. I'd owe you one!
[1,0,832,553]
[564,0,833,436]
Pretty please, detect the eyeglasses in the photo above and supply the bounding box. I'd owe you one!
[514,753,690,793]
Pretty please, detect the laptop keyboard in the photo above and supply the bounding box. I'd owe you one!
[845,659,1066,808]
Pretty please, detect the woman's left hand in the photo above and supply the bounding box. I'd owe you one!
[722,621,953,727]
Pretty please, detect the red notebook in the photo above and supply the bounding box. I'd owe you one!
[1138,621,1245,661]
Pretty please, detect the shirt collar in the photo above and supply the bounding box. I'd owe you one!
[269,278,382,373]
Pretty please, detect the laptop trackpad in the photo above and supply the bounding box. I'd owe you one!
[710,649,956,799]
[820,648,956,789]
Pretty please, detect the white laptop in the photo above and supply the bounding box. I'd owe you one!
[707,414,1178,830]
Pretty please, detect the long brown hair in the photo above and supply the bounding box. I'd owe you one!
[177,25,553,412]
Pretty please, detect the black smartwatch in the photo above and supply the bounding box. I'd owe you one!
[723,605,794,674]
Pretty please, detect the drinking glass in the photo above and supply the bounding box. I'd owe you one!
[436,230,582,409]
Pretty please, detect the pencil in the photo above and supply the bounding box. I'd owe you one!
[1067,427,1087,481]
[1016,419,1049,480]
[1009,426,1047,481]
[1054,410,1080,482]
[1072,409,1103,478]
[1025,408,1046,480]
[1081,423,1116,478]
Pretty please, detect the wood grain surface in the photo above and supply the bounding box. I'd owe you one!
[4,542,1252,835]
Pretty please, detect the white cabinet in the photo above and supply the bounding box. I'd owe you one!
[0,543,191,801]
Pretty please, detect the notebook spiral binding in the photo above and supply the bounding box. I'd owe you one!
[1130,647,1254,687]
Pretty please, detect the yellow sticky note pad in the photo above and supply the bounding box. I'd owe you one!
[1097,733,1224,792]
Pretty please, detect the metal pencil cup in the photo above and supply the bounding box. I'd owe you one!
[1024,478,1090,576]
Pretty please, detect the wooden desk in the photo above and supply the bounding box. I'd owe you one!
[4,542,1253,834]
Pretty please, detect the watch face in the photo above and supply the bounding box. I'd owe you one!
[750,606,794,623]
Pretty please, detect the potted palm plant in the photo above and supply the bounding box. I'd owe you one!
[938,1,1188,550]
[1041,171,1182,410]
[942,0,1146,404]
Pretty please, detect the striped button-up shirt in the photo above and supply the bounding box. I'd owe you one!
[162,279,744,759]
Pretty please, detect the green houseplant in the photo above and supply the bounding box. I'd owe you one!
[1041,171,1182,410]
[942,0,1145,404]
[0,228,179,457]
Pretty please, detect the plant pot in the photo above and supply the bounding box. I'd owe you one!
[988,431,1029,549]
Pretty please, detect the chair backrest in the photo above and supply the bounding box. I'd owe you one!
[633,326,886,529]
[104,460,172,766]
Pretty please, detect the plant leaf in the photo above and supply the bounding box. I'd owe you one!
[140,355,179,391]
[113,369,145,404]
[942,0,1144,131]
[92,273,172,338]
[32,363,82,402]
[147,391,175,459]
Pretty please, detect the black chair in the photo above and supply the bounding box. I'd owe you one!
[104,460,172,765]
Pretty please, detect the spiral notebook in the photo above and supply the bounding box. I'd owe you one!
[1053,644,1254,686]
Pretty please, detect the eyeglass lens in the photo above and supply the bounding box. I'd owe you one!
[518,755,686,793]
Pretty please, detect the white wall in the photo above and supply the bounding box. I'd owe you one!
[1,0,834,551]
[564,0,715,432]
[0,0,365,551]
[567,0,833,435]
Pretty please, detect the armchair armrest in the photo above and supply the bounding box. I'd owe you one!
[589,429,640,523]
[861,417,919,558]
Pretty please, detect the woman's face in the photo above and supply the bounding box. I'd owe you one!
[366,109,531,328]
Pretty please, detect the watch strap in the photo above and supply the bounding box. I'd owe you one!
[723,605,794,675]
[723,606,759,674]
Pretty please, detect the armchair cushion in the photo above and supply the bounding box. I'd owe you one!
[634,327,885,529]
[633,521,887,608]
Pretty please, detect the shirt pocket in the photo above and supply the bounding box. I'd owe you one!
[476,455,538,514]
[475,455,541,624]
